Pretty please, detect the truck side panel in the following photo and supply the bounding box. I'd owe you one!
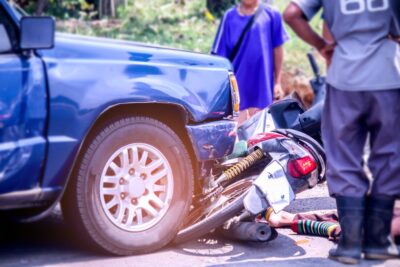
[40,36,233,189]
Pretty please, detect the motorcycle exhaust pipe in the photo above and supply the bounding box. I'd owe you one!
[219,221,277,243]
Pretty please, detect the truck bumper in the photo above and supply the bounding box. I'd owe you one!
[186,120,237,161]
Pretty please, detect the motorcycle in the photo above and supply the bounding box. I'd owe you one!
[174,53,326,244]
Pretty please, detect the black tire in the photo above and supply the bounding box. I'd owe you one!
[174,179,251,245]
[61,116,194,255]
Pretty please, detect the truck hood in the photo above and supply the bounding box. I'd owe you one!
[40,33,232,71]
[39,33,235,123]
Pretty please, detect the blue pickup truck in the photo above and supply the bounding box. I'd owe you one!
[0,1,239,255]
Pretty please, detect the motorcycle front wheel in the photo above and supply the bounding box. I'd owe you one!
[174,177,254,244]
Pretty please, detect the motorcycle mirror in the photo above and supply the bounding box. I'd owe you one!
[307,52,321,80]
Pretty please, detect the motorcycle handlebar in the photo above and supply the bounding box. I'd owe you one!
[307,52,320,79]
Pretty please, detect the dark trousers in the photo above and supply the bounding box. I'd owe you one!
[392,0,400,33]
[322,85,400,198]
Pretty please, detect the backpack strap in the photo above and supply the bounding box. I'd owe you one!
[228,4,264,62]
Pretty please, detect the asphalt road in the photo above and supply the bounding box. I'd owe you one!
[1,184,399,267]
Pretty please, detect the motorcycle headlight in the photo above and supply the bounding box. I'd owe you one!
[229,73,240,116]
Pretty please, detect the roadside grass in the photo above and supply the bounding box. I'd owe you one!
[57,0,324,76]
[275,0,324,75]
[58,1,215,53]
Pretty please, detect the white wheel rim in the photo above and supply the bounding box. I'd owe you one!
[99,143,174,232]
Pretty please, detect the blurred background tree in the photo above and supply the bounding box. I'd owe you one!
[11,0,322,76]
[9,0,324,105]
[14,0,126,17]
[15,0,94,17]
[15,0,238,17]
[206,0,236,17]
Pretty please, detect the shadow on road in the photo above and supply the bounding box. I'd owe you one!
[0,201,394,267]
[171,232,391,267]
[173,232,305,259]
[0,210,107,267]
[207,257,389,267]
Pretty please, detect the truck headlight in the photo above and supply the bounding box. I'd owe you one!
[229,73,240,116]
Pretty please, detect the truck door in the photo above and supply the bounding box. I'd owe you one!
[0,8,47,195]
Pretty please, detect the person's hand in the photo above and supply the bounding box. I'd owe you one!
[274,83,285,101]
[318,41,336,66]
[389,35,400,44]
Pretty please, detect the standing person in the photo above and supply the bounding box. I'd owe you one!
[211,0,289,124]
[392,0,400,31]
[391,0,400,43]
[284,0,400,264]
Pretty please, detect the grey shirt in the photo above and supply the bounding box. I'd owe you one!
[294,0,400,91]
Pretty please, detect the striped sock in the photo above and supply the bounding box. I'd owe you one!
[291,219,339,238]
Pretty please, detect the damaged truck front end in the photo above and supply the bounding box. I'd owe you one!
[0,0,240,256]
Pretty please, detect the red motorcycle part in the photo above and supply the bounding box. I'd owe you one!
[247,132,284,148]
[288,155,317,178]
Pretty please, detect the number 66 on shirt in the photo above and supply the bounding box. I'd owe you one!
[340,0,389,15]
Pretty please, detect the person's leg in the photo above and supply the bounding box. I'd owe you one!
[363,89,400,259]
[247,107,260,116]
[264,208,296,228]
[237,109,249,126]
[393,205,400,244]
[322,87,370,197]
[391,0,400,36]
[364,197,399,259]
[322,85,369,264]
[291,219,339,239]
[367,90,400,198]
[237,107,260,126]
[295,210,338,222]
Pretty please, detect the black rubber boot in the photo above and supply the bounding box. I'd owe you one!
[328,196,365,265]
[363,196,400,260]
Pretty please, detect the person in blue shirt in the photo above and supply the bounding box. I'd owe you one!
[212,0,289,124]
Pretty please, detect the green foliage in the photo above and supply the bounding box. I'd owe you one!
[207,0,237,17]
[275,0,324,75]
[56,0,324,75]
[59,0,219,53]
[47,0,95,19]
[14,0,36,14]
[15,0,95,19]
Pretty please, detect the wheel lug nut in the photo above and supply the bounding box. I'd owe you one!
[119,178,125,184]
[131,198,137,205]
[129,168,135,175]
[120,193,126,199]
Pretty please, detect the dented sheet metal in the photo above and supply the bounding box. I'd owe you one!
[186,120,237,161]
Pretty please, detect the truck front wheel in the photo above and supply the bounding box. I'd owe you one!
[62,116,194,255]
